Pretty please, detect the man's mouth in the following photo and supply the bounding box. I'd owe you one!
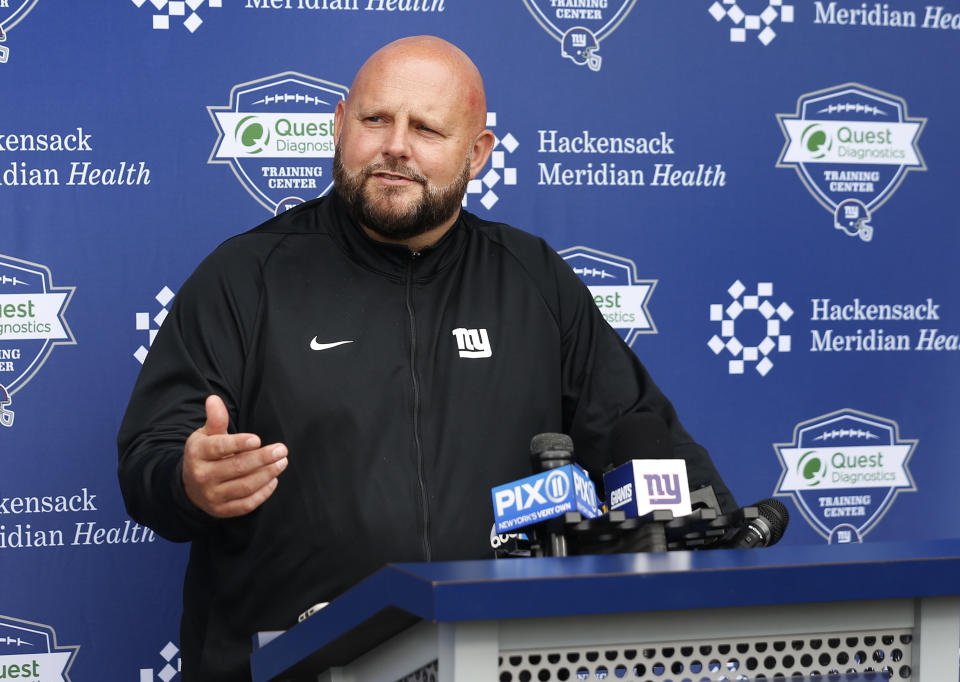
[365,162,427,186]
[372,171,413,183]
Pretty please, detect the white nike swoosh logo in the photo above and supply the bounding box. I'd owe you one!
[309,338,354,351]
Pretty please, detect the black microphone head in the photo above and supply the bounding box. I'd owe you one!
[609,412,672,466]
[755,498,789,546]
[530,433,574,471]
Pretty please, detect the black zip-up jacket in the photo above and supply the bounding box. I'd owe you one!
[117,192,735,681]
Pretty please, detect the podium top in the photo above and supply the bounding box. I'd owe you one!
[251,539,960,680]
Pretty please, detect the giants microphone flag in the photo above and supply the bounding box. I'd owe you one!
[603,460,693,519]
[492,464,600,534]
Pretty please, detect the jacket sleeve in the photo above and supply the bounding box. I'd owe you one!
[549,250,738,513]
[116,238,265,542]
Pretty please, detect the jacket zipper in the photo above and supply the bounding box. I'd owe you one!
[406,253,432,561]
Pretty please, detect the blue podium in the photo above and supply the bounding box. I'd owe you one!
[250,540,960,681]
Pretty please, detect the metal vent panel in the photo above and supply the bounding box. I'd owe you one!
[397,659,438,682]
[497,628,913,681]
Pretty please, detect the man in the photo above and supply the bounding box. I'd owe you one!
[118,36,735,681]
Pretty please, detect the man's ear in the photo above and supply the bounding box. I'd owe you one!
[468,129,496,179]
[333,100,345,143]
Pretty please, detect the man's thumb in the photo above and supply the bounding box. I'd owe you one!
[204,395,230,435]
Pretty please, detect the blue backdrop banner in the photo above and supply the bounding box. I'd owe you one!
[1,1,958,678]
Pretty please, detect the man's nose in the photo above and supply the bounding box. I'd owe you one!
[382,123,412,159]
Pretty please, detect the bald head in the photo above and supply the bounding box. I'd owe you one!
[332,36,496,250]
[348,35,488,134]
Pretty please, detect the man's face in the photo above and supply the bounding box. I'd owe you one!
[333,51,488,242]
[332,143,470,242]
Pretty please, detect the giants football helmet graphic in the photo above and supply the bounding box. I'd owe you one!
[834,198,874,242]
[561,27,602,71]
[0,383,13,428]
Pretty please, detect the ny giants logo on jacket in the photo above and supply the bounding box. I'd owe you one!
[452,328,492,358]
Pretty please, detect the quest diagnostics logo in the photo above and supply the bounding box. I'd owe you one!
[233,116,272,155]
[0,254,75,428]
[0,614,77,681]
[799,123,832,160]
[522,0,637,71]
[560,246,656,346]
[774,408,916,544]
[209,72,348,215]
[777,83,926,242]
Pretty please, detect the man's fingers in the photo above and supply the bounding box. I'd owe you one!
[182,398,289,517]
[208,478,281,519]
[191,442,286,481]
[218,444,287,482]
[184,444,288,517]
[205,457,288,513]
[193,448,287,517]
[203,394,231,436]
[188,431,263,461]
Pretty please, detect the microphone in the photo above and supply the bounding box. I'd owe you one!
[726,498,789,548]
[490,433,601,557]
[603,413,693,519]
[530,432,576,469]
[530,433,575,557]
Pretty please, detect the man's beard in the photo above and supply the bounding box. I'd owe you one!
[333,145,470,242]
